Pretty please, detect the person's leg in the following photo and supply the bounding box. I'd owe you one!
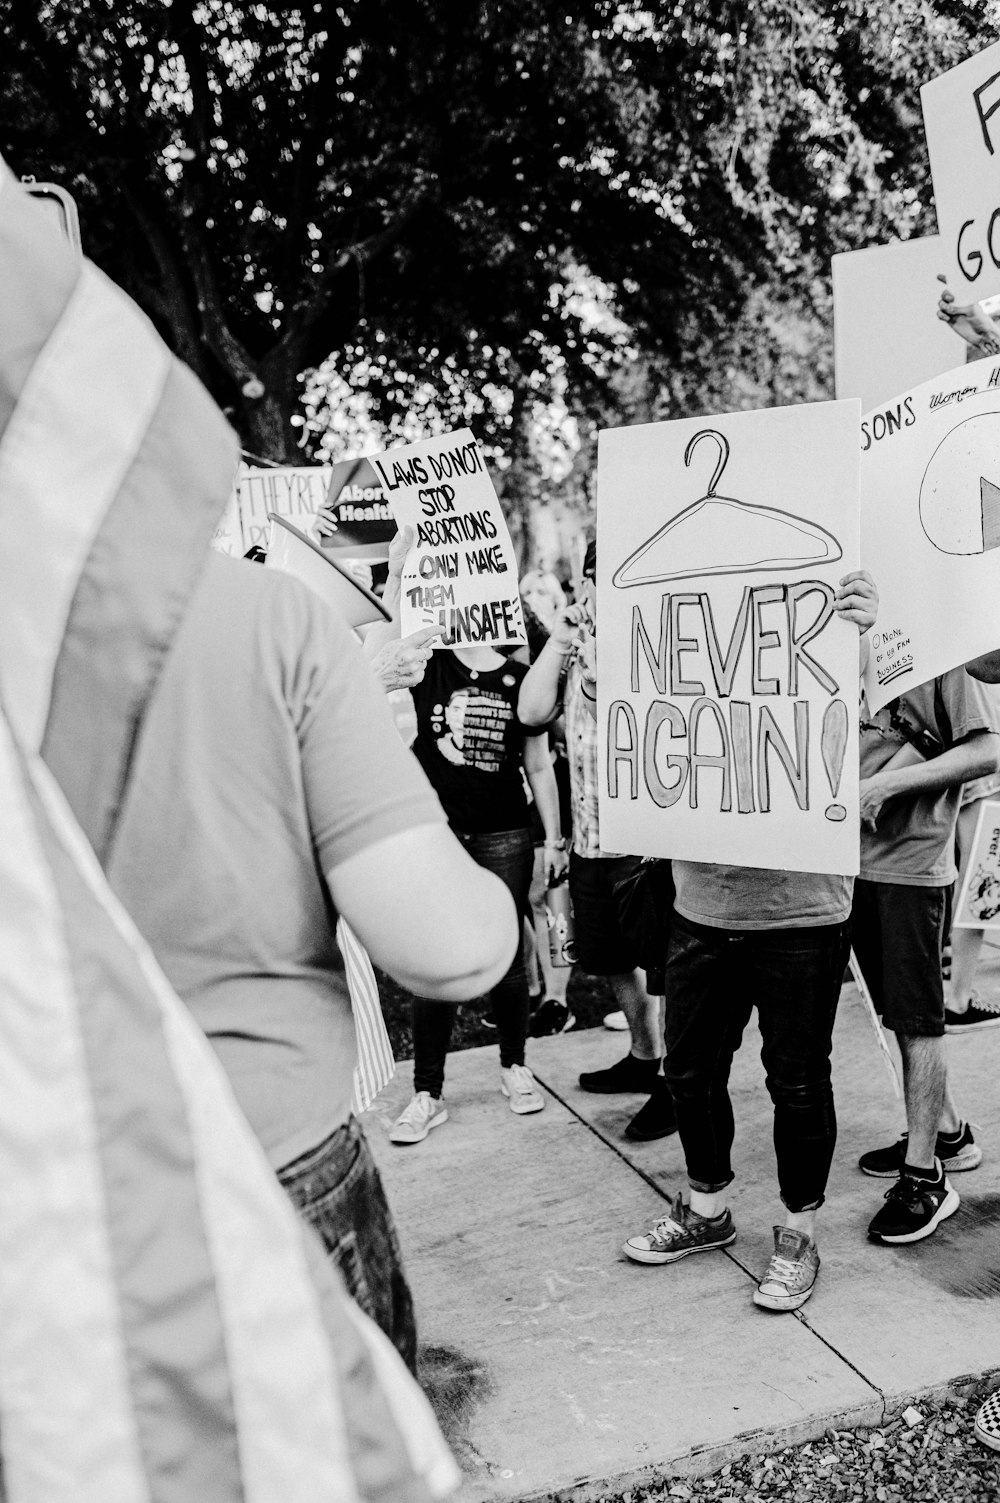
[755,922,850,1230]
[623,915,748,1263]
[279,1118,418,1373]
[527,843,571,1008]
[866,885,963,1243]
[410,999,455,1099]
[609,967,661,1060]
[468,828,535,1068]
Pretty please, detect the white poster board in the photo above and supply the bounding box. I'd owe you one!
[597,401,862,876]
[860,352,1000,712]
[833,237,965,410]
[234,464,332,553]
[954,799,1000,929]
[375,429,526,648]
[922,39,1000,305]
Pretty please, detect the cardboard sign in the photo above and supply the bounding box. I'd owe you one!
[859,352,1000,712]
[318,456,396,560]
[954,799,1000,928]
[374,429,526,649]
[597,401,861,876]
[833,237,966,411]
[265,515,391,629]
[922,39,1000,305]
[235,464,332,552]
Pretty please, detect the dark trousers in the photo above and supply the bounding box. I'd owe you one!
[663,911,850,1213]
[278,1116,417,1373]
[412,826,533,1097]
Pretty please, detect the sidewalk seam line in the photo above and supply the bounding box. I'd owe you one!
[535,1071,888,1417]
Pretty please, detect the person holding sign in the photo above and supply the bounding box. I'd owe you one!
[621,571,878,1311]
[380,531,567,1144]
[852,670,998,1244]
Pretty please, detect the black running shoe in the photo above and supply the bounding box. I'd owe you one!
[529,999,576,1037]
[945,994,1000,1033]
[867,1166,960,1244]
[624,1077,678,1142]
[859,1122,982,1178]
[579,1052,661,1094]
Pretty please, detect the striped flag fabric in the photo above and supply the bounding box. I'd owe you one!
[0,162,457,1503]
[339,918,397,1115]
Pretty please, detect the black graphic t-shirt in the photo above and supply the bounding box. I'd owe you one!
[411,651,534,832]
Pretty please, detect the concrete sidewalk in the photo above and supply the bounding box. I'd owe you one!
[364,964,1000,1501]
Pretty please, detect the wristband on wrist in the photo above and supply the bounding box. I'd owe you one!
[544,837,565,849]
[548,637,574,657]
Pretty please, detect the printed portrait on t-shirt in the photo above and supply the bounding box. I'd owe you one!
[431,688,512,771]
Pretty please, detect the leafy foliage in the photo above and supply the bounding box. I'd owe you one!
[1,0,994,503]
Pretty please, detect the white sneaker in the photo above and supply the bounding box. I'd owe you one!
[603,1010,629,1031]
[499,1063,545,1115]
[389,1092,448,1144]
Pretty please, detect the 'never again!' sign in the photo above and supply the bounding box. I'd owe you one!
[376,429,526,649]
[597,401,862,877]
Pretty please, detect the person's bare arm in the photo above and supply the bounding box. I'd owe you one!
[859,731,999,831]
[517,605,581,725]
[325,823,518,1000]
[523,733,568,881]
[966,650,1000,683]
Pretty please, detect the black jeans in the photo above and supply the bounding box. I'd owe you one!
[278,1117,417,1373]
[412,826,533,1097]
[663,911,851,1213]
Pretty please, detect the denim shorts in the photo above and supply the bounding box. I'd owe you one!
[277,1117,417,1373]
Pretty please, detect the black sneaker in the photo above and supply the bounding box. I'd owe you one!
[945,994,1000,1032]
[579,1053,661,1094]
[624,1077,678,1142]
[859,1122,982,1178]
[867,1164,960,1244]
[529,998,576,1037]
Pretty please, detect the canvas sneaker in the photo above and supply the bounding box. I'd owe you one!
[389,1092,448,1145]
[499,1063,545,1115]
[622,1193,736,1265]
[753,1226,820,1312]
[603,1010,629,1031]
[945,993,1000,1033]
[867,1163,960,1244]
[974,1389,1000,1452]
[859,1121,982,1178]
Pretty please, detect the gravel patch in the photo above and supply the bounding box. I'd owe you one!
[589,1394,1000,1503]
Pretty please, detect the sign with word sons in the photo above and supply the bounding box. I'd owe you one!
[597,401,862,876]
[860,352,1000,712]
[954,799,1000,930]
[376,428,526,648]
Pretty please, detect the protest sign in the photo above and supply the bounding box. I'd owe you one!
[833,237,964,411]
[235,464,332,552]
[954,799,1000,929]
[859,352,1000,712]
[318,455,396,559]
[597,401,861,876]
[375,428,526,649]
[922,39,1000,305]
[265,515,390,630]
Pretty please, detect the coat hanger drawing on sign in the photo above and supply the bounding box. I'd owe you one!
[612,428,843,588]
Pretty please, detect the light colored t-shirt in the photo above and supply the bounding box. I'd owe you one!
[108,553,445,1169]
[859,670,998,887]
[672,861,852,931]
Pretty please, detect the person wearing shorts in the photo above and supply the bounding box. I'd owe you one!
[852,669,998,1244]
[519,541,672,1142]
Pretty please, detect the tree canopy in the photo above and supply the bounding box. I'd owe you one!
[2,0,993,517]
